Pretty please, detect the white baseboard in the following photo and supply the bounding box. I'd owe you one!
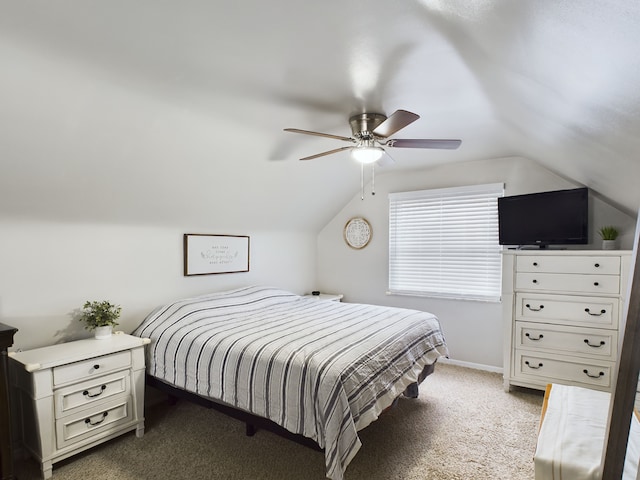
[438,357,503,374]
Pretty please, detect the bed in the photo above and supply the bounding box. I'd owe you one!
[132,286,449,480]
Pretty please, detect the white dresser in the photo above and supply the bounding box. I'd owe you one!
[502,250,632,393]
[9,333,149,479]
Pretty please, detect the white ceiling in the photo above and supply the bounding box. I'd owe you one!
[1,0,639,231]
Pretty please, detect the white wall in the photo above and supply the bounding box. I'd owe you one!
[317,156,637,369]
[0,220,316,350]
[2,156,634,363]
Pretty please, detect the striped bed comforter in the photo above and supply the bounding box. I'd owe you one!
[132,286,449,480]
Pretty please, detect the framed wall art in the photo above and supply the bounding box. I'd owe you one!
[344,217,372,249]
[183,234,250,276]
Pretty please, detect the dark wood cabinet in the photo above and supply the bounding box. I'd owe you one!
[0,323,18,480]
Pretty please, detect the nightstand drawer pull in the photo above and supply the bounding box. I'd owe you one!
[525,333,544,341]
[92,364,100,370]
[584,339,606,348]
[83,385,107,398]
[85,412,108,426]
[594,263,600,268]
[583,369,605,379]
[525,361,543,369]
[594,282,599,286]
[585,308,606,316]
[525,303,544,312]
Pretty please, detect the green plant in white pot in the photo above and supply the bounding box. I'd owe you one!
[78,300,121,339]
[598,226,619,250]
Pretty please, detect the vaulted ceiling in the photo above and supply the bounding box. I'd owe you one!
[1,1,639,231]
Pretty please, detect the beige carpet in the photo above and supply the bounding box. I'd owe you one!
[14,363,543,480]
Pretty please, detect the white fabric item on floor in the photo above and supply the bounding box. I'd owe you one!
[535,383,640,480]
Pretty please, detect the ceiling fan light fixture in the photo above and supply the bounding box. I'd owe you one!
[352,146,384,164]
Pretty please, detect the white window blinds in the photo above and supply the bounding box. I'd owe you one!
[389,183,504,302]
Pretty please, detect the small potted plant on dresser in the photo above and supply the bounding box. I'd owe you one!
[598,226,619,250]
[78,300,121,339]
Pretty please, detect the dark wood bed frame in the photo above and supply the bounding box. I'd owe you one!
[145,362,436,453]
[145,374,323,451]
[602,226,640,479]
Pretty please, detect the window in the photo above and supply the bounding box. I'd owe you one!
[388,183,504,302]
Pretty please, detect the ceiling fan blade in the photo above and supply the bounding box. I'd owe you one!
[284,128,354,142]
[371,109,420,138]
[388,139,462,149]
[299,146,353,161]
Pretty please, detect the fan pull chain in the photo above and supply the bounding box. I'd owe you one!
[371,164,375,196]
[359,163,377,199]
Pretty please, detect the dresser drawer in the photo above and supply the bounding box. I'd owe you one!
[514,351,613,389]
[53,351,131,387]
[515,293,618,328]
[515,272,620,295]
[54,371,130,418]
[55,396,133,449]
[515,322,617,361]
[516,255,620,275]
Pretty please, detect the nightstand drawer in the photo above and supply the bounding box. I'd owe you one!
[515,293,618,328]
[55,396,133,449]
[516,255,620,275]
[54,371,130,418]
[515,272,620,295]
[53,350,131,386]
[515,322,617,361]
[515,351,613,389]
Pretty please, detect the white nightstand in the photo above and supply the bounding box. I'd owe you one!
[9,333,149,479]
[304,293,344,302]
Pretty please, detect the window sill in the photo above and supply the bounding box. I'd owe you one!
[386,290,501,303]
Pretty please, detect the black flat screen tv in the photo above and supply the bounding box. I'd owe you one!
[498,187,589,248]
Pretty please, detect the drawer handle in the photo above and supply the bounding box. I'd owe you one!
[593,282,600,287]
[583,369,605,379]
[85,412,108,426]
[92,364,101,370]
[532,262,538,267]
[532,279,538,284]
[525,361,543,369]
[594,263,600,268]
[525,303,544,312]
[585,308,606,317]
[525,333,544,341]
[83,385,107,398]
[584,339,606,348]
